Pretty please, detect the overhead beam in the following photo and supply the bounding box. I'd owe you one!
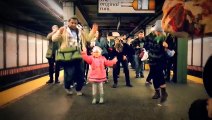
[130,17,149,34]
[98,24,134,27]
[130,13,163,34]
[75,1,92,27]
[75,6,88,26]
[77,0,97,5]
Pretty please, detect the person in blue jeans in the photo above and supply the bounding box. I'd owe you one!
[52,17,98,95]
[131,31,145,78]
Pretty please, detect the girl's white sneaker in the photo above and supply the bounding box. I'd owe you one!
[92,98,97,104]
[99,97,104,104]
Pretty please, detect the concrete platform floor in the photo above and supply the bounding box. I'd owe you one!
[0,69,208,120]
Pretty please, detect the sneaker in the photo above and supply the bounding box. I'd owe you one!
[152,90,160,99]
[46,80,53,84]
[99,97,104,104]
[65,89,73,95]
[152,93,160,99]
[160,92,168,103]
[112,84,117,88]
[76,91,83,96]
[84,81,89,85]
[140,74,144,78]
[145,81,152,85]
[160,88,168,103]
[135,75,139,78]
[126,84,133,87]
[54,81,60,84]
[92,98,97,104]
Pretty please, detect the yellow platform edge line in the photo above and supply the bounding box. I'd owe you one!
[187,75,203,84]
[0,71,64,108]
[0,76,48,107]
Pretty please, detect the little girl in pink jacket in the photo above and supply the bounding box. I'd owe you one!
[81,46,117,104]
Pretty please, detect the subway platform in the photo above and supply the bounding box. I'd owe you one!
[0,69,208,120]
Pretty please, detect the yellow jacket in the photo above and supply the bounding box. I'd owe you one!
[52,27,95,50]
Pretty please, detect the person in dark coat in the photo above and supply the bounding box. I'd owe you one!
[110,38,133,88]
[126,37,136,69]
[164,33,177,83]
[46,25,60,84]
[145,20,168,103]
[144,31,156,85]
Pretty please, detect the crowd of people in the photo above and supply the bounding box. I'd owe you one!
[44,16,212,119]
[45,17,180,105]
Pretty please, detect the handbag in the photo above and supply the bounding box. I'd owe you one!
[140,48,149,61]
[56,47,81,61]
[55,28,82,61]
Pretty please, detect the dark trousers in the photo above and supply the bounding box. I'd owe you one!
[84,62,89,82]
[103,54,109,78]
[127,55,135,69]
[165,56,177,82]
[165,58,172,81]
[146,66,153,82]
[63,59,84,91]
[48,57,60,81]
[150,64,165,89]
[172,56,177,82]
[113,60,131,85]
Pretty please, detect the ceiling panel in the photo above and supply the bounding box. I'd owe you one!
[0,0,63,34]
[0,0,165,36]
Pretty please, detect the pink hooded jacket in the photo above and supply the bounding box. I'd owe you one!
[81,51,116,82]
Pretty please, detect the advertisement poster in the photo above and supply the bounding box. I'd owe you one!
[98,0,155,13]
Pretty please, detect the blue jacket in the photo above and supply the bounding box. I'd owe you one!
[95,37,109,56]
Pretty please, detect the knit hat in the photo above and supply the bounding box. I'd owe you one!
[153,20,163,32]
[92,46,102,53]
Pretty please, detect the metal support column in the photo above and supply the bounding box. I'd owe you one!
[177,37,188,83]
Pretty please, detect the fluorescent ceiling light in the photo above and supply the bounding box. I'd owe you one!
[45,0,63,16]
